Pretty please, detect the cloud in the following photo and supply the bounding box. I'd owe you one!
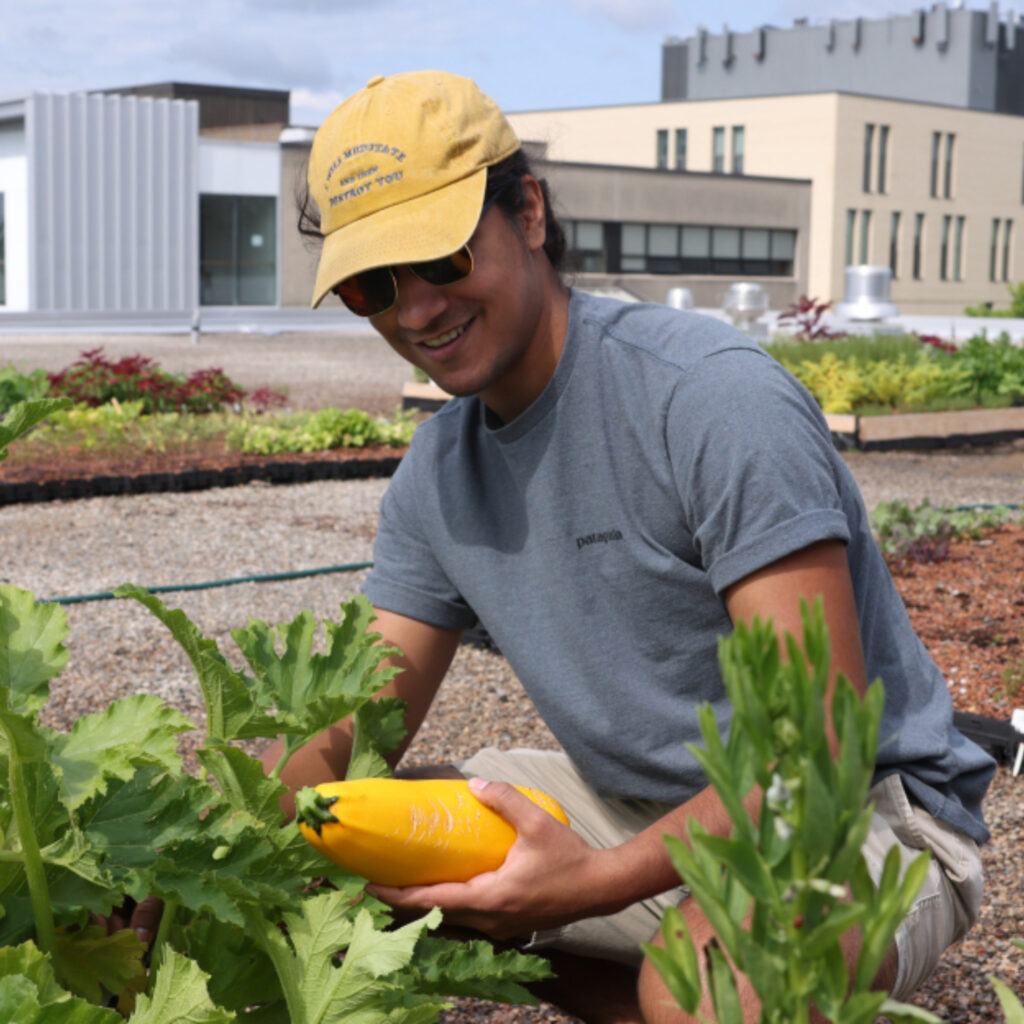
[289,86,347,123]
[570,0,681,33]
[166,23,336,90]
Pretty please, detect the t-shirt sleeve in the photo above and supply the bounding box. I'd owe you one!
[361,455,478,631]
[667,346,851,595]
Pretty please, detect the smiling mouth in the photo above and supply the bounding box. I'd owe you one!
[419,322,469,350]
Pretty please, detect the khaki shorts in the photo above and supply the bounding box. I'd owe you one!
[460,748,983,997]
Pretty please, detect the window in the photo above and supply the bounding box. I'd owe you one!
[656,129,669,169]
[845,209,856,267]
[943,133,955,199]
[913,213,924,280]
[940,214,951,281]
[621,222,647,271]
[930,131,941,198]
[199,194,277,305]
[953,215,965,281]
[0,193,5,307]
[863,123,875,193]
[889,211,901,278]
[610,222,795,276]
[681,226,711,273]
[648,223,682,273]
[566,220,606,272]
[770,230,796,276]
[742,228,770,274]
[1003,219,1014,281]
[711,227,742,274]
[712,126,726,173]
[859,210,872,264]
[732,126,745,174]
[991,218,1000,282]
[877,125,890,194]
[675,129,687,171]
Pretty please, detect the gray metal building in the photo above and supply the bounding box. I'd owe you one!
[663,4,1024,113]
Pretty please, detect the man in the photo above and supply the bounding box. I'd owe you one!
[265,70,994,1023]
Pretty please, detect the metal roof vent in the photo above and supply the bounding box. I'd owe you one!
[834,265,899,321]
[666,286,694,310]
[723,282,770,340]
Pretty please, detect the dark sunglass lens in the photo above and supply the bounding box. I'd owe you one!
[335,268,396,316]
[411,247,473,286]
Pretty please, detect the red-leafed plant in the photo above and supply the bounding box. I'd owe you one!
[776,295,847,342]
[913,332,958,354]
[47,348,246,414]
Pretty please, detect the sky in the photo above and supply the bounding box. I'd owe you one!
[1,0,975,126]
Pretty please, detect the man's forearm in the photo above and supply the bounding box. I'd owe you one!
[587,781,762,918]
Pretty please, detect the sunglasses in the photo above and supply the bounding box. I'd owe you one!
[332,245,474,317]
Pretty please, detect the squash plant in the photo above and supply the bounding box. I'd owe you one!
[0,584,552,1021]
[0,400,551,1022]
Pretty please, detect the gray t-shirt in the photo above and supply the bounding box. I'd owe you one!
[363,290,994,843]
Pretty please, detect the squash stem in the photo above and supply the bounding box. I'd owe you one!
[7,753,58,963]
[147,898,179,986]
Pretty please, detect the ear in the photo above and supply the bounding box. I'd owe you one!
[518,174,548,253]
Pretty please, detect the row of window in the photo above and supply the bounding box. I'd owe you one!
[565,219,796,277]
[863,125,958,199]
[845,208,1014,282]
[655,126,745,174]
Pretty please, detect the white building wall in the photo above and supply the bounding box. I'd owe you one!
[197,139,280,195]
[26,92,199,312]
[0,122,29,310]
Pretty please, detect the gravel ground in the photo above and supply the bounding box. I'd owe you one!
[2,329,1023,1020]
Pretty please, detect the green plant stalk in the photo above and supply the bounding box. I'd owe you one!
[268,747,291,781]
[6,749,59,964]
[146,897,180,988]
[240,904,306,1024]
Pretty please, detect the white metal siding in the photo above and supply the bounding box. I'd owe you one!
[26,92,199,312]
[0,123,30,310]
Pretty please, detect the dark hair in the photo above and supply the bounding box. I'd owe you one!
[296,148,568,274]
[481,149,567,272]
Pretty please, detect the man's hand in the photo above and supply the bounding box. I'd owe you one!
[366,778,615,939]
[93,895,165,945]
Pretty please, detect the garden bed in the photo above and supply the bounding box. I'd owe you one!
[0,440,407,505]
[825,407,1024,451]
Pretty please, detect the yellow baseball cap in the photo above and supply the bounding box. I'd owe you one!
[307,70,521,309]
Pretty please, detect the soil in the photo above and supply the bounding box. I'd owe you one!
[887,525,1024,722]
[0,438,410,485]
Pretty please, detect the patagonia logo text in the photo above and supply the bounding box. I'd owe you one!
[576,530,624,551]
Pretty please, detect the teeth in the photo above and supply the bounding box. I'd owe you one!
[421,324,465,349]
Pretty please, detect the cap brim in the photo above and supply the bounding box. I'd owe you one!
[310,168,488,309]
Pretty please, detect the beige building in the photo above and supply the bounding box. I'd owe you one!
[508,91,1024,315]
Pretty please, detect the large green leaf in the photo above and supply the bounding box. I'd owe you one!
[391,936,551,1005]
[232,598,403,751]
[347,697,407,781]
[50,696,194,811]
[174,917,282,1016]
[0,398,72,462]
[197,745,287,825]
[114,585,283,745]
[80,768,220,873]
[129,948,234,1024]
[55,926,146,1005]
[0,586,69,716]
[0,940,120,1023]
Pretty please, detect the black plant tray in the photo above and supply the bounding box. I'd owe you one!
[0,456,403,506]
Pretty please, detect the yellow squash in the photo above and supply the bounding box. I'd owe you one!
[295,777,570,886]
